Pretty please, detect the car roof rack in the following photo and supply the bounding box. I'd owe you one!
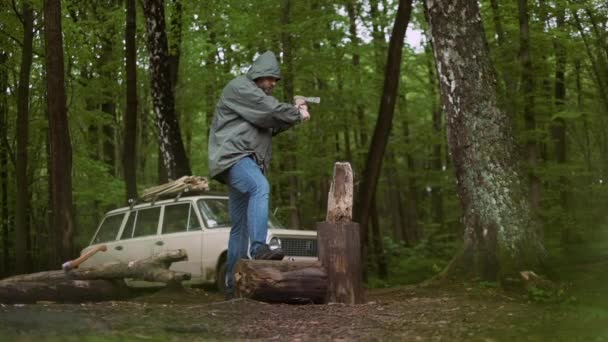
[140,176,210,204]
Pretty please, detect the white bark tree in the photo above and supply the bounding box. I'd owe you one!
[425,0,545,280]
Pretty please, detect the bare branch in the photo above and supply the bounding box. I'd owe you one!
[10,0,24,26]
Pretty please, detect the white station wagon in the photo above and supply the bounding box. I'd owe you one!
[79,194,318,290]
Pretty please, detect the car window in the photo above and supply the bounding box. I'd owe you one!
[132,207,161,238]
[198,199,231,228]
[120,211,136,240]
[92,213,125,243]
[197,198,286,229]
[162,203,199,234]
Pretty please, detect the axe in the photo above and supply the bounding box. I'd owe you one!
[62,244,107,271]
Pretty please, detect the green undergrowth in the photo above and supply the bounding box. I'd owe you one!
[367,232,460,288]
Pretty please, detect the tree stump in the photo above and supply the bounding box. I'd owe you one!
[317,162,365,304]
[234,260,327,304]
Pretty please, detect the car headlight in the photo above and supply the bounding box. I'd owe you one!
[269,236,282,250]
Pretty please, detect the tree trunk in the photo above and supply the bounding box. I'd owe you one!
[425,0,544,280]
[15,1,34,274]
[142,0,191,180]
[385,149,405,241]
[402,120,421,245]
[0,51,9,276]
[168,0,182,96]
[280,0,301,229]
[346,0,368,149]
[356,0,413,257]
[100,36,117,176]
[552,8,571,241]
[123,0,138,201]
[518,0,542,212]
[234,260,327,304]
[425,40,444,227]
[489,0,517,112]
[370,196,387,279]
[44,0,75,265]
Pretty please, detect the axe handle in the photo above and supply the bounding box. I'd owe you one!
[63,244,107,270]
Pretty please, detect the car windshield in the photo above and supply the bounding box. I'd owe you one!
[197,198,286,229]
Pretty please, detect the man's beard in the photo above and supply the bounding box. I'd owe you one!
[261,87,274,95]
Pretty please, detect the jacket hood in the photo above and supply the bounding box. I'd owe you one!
[246,51,281,80]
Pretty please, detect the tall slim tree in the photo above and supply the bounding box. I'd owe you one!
[425,0,544,279]
[142,0,191,181]
[280,0,301,229]
[0,50,9,275]
[518,0,541,212]
[44,0,74,264]
[15,0,35,273]
[123,0,138,201]
[356,0,414,256]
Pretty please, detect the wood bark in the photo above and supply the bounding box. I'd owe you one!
[317,221,364,304]
[44,0,75,264]
[326,163,353,223]
[425,0,544,279]
[142,0,191,181]
[15,1,34,274]
[234,260,327,304]
[123,0,138,201]
[356,0,413,256]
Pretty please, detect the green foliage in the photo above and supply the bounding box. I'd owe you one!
[368,233,460,288]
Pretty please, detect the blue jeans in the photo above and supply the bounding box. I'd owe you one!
[224,156,270,295]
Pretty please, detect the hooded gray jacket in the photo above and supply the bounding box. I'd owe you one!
[208,51,302,181]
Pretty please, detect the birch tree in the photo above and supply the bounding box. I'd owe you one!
[142,0,191,181]
[425,0,544,279]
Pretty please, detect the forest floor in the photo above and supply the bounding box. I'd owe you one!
[1,244,607,341]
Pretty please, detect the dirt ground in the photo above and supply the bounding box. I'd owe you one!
[1,280,605,342]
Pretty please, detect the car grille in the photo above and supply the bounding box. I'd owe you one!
[280,237,318,257]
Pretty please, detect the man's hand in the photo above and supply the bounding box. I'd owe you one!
[294,96,310,121]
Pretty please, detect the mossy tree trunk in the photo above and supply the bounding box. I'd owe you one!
[425,0,545,280]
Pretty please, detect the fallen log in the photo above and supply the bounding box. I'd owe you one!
[234,260,327,304]
[0,280,130,304]
[0,249,190,303]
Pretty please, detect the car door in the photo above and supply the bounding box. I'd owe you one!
[157,202,203,277]
[80,212,127,267]
[198,198,231,279]
[113,206,161,263]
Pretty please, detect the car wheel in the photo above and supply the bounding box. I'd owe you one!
[216,258,227,293]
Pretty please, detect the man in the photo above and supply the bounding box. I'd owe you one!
[208,51,310,298]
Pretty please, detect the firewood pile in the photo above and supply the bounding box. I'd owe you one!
[141,175,209,202]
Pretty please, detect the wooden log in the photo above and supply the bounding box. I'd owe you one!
[326,162,354,223]
[317,162,365,304]
[1,249,190,284]
[317,221,364,304]
[0,280,130,304]
[0,249,190,303]
[234,260,327,304]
